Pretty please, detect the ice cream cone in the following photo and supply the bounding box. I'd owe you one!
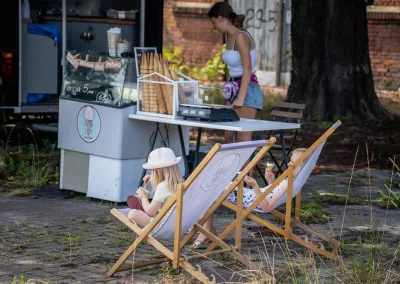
[162,59,174,115]
[140,53,150,112]
[158,55,173,115]
[266,162,275,173]
[148,53,159,113]
[154,55,167,114]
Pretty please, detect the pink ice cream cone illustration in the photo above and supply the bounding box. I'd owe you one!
[83,106,94,136]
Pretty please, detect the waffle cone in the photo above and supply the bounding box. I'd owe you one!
[154,55,167,114]
[148,53,158,113]
[162,59,174,115]
[158,56,173,115]
[140,53,150,112]
[266,162,275,173]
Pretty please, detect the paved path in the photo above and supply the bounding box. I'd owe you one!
[0,169,399,284]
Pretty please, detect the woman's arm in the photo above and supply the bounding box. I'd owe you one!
[233,33,252,108]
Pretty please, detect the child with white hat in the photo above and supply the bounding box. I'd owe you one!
[127,147,184,231]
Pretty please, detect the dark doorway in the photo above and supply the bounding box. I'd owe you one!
[144,0,164,52]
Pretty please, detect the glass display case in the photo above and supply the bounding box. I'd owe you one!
[61,50,137,107]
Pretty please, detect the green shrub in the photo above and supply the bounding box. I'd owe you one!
[163,45,227,82]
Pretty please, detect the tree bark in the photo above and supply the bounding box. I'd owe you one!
[287,0,390,121]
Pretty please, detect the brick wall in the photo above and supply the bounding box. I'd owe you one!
[163,1,400,91]
[375,0,400,6]
[163,0,223,66]
[367,6,400,90]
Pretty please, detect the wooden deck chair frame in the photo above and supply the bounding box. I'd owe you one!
[206,121,343,262]
[107,138,277,283]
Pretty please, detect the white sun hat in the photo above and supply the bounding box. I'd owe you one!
[142,147,182,170]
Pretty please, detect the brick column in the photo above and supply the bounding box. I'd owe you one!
[163,0,224,66]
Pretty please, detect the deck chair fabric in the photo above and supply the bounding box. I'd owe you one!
[107,139,276,283]
[252,140,325,213]
[207,121,342,261]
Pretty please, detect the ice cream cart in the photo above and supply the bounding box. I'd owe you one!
[58,50,189,202]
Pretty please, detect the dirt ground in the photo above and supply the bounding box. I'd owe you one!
[0,90,399,283]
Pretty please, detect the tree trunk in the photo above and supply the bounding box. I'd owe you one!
[287,0,390,121]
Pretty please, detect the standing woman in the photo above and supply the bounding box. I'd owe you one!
[210,2,263,143]
[191,2,263,248]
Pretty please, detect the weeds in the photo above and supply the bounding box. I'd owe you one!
[0,127,58,191]
[66,235,83,243]
[8,188,32,197]
[310,189,364,205]
[377,158,400,209]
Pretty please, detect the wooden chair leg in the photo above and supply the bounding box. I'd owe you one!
[235,180,244,253]
[295,191,301,220]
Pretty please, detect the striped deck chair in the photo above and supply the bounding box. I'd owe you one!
[107,138,276,283]
[206,121,343,261]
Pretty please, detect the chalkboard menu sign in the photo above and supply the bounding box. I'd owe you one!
[61,50,136,107]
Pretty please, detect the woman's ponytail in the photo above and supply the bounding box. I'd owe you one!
[209,2,246,30]
[231,13,246,29]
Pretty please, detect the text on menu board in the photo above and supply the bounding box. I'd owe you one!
[64,83,113,103]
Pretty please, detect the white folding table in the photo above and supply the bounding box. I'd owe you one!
[129,114,301,187]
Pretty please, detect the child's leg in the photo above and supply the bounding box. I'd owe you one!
[128,209,151,228]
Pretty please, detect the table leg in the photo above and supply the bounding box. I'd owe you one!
[280,130,289,170]
[177,125,190,178]
[233,131,237,143]
[138,123,159,188]
[255,164,268,186]
[193,127,203,169]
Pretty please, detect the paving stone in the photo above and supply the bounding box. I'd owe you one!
[0,169,399,282]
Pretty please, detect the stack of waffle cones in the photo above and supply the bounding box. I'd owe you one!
[148,54,159,113]
[140,53,150,112]
[139,52,187,115]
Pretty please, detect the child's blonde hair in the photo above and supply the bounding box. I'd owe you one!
[150,164,183,193]
[290,148,307,162]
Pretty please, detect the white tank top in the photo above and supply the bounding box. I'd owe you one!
[222,31,256,78]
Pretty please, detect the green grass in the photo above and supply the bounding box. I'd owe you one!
[8,188,32,197]
[310,190,364,205]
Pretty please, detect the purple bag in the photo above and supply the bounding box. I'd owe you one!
[222,81,240,103]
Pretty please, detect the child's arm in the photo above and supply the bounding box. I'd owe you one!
[244,176,270,211]
[136,188,163,217]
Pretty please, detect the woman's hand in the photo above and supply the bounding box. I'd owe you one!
[232,96,244,109]
[136,187,149,200]
[244,175,257,188]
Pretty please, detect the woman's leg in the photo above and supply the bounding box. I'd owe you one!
[128,209,151,228]
[235,106,257,142]
[192,215,216,245]
[199,107,257,246]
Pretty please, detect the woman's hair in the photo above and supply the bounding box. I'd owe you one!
[150,164,183,194]
[208,2,245,29]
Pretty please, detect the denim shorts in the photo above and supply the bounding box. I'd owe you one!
[227,81,263,110]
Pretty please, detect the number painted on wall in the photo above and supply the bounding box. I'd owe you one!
[245,8,277,31]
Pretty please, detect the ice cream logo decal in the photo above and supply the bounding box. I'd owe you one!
[77,105,101,143]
